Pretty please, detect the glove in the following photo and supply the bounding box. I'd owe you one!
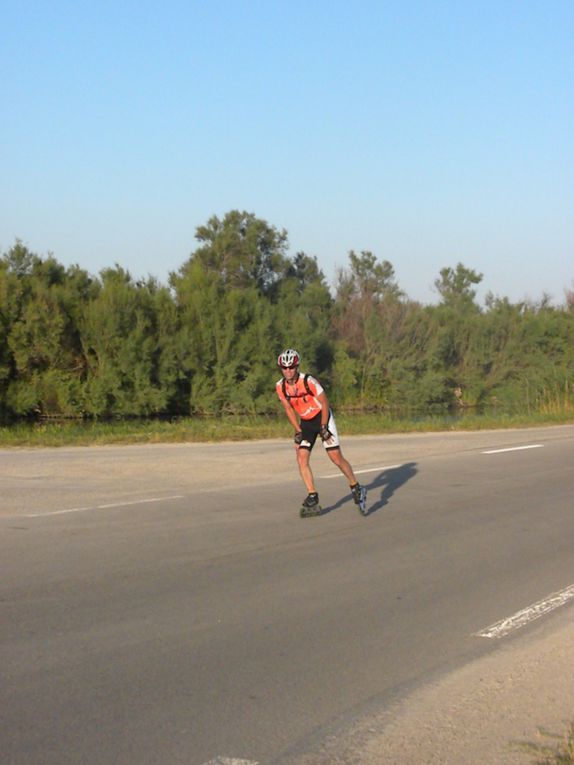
[294,431,304,445]
[319,424,332,441]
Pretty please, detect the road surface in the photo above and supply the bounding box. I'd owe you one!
[1,425,574,764]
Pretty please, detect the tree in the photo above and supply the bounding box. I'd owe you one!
[336,250,402,302]
[1,243,95,416]
[272,265,334,384]
[80,267,170,416]
[0,258,13,416]
[331,251,404,405]
[190,210,289,298]
[171,257,277,414]
[283,251,325,294]
[172,214,334,414]
[565,283,574,313]
[434,263,483,309]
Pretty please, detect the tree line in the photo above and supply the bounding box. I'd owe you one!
[1,210,573,420]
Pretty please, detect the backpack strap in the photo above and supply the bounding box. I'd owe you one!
[282,374,313,401]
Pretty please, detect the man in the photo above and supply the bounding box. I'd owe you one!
[275,348,367,517]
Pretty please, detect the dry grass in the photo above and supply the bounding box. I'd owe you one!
[516,723,574,764]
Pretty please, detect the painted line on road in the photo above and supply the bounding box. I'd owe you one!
[25,495,185,518]
[482,444,544,454]
[475,584,574,639]
[201,759,259,765]
[322,464,401,479]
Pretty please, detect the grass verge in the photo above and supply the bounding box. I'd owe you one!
[1,410,573,448]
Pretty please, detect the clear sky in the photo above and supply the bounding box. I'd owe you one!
[1,1,573,305]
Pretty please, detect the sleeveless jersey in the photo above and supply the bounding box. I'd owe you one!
[275,372,324,420]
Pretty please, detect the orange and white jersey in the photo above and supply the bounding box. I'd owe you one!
[275,373,324,421]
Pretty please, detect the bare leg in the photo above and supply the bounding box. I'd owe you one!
[296,448,317,493]
[326,447,358,486]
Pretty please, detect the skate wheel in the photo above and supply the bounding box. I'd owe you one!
[300,505,322,518]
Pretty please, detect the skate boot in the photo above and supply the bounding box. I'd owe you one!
[351,483,368,516]
[300,492,322,518]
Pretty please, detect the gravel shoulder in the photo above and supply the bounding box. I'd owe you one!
[347,614,574,765]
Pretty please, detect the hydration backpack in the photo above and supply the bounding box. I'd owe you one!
[281,373,313,401]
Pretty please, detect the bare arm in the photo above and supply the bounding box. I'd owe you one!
[316,391,330,427]
[280,399,301,433]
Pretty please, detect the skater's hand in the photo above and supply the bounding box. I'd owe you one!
[294,431,304,445]
[319,424,332,441]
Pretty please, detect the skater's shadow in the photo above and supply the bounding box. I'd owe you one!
[365,462,418,514]
[322,462,418,516]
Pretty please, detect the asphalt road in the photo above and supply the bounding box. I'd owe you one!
[1,425,574,764]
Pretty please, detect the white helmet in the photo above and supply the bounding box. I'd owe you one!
[277,348,300,368]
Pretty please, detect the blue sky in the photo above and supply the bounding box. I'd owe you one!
[1,1,573,305]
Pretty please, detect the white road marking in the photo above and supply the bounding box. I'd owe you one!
[475,584,574,639]
[322,464,401,479]
[25,495,185,518]
[201,759,259,765]
[482,444,544,454]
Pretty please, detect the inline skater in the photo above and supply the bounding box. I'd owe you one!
[275,348,367,517]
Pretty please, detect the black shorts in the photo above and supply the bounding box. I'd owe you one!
[299,410,340,451]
